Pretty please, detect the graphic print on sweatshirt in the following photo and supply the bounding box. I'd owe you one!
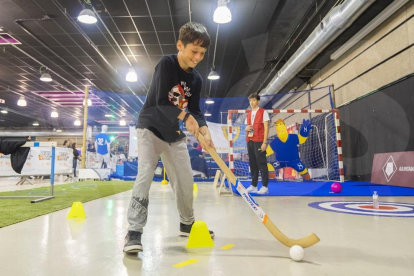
[168,81,191,110]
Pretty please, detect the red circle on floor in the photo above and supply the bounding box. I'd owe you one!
[358,205,398,210]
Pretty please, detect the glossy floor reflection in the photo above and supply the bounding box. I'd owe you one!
[0,182,413,276]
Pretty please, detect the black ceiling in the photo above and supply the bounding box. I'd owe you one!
[0,0,393,130]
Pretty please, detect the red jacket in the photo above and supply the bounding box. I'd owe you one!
[246,108,265,143]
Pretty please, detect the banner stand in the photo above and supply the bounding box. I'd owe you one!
[16,176,35,186]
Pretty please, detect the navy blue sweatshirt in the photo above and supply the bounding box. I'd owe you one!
[137,55,207,142]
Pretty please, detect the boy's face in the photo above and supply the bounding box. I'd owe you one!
[249,98,259,109]
[177,41,207,69]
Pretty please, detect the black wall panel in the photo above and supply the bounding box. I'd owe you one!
[339,75,414,181]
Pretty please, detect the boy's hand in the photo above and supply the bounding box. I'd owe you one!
[202,132,216,151]
[185,115,199,138]
[200,126,216,151]
[246,125,253,131]
[260,143,267,152]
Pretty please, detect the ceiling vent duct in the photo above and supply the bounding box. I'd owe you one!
[259,0,376,107]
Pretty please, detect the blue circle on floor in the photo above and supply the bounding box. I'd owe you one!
[308,201,414,217]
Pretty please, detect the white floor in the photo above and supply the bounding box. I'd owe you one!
[0,181,413,276]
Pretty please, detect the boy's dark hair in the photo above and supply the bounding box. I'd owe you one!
[63,140,68,146]
[248,93,260,101]
[193,142,199,148]
[179,22,210,48]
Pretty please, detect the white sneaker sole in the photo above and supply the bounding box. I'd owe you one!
[179,231,215,238]
[123,244,143,253]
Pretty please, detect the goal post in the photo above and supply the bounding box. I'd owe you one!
[227,109,344,182]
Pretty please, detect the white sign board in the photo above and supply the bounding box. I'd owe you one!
[0,147,73,176]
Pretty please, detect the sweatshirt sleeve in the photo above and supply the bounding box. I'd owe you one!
[154,57,183,123]
[187,78,207,128]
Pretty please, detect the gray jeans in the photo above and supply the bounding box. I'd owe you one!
[127,128,194,233]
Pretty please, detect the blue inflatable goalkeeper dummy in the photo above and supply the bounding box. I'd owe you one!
[267,118,312,180]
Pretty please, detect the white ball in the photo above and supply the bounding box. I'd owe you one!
[289,245,304,261]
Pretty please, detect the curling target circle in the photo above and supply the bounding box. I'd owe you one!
[308,201,414,217]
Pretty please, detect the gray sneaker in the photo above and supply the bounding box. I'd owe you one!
[179,222,215,238]
[123,231,143,253]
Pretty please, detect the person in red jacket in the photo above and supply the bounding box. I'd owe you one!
[245,93,270,194]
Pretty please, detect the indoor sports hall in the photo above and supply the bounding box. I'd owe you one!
[1,0,413,275]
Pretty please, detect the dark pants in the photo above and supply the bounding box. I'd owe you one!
[247,141,269,187]
[73,159,77,177]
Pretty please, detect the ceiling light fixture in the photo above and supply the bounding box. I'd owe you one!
[126,67,138,82]
[213,0,232,24]
[17,96,27,106]
[32,121,39,126]
[40,72,52,82]
[208,24,220,81]
[1,110,7,114]
[208,68,220,80]
[56,129,63,133]
[51,111,59,118]
[205,98,215,104]
[205,112,212,117]
[105,114,113,117]
[39,66,52,82]
[119,119,126,126]
[74,119,81,126]
[83,99,92,106]
[78,8,97,24]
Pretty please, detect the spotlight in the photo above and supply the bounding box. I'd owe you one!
[126,67,138,82]
[78,8,97,24]
[17,96,27,106]
[213,0,232,24]
[83,99,92,106]
[205,98,214,104]
[40,72,52,82]
[208,68,220,80]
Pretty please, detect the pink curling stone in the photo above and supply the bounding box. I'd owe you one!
[331,182,342,193]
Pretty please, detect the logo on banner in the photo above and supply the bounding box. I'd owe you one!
[382,156,397,182]
[57,152,69,161]
[38,151,51,160]
[222,126,241,142]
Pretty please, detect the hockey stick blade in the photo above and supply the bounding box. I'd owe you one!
[198,135,320,248]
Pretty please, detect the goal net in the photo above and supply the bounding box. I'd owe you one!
[228,109,344,182]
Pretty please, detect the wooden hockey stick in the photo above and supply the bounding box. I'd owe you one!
[197,135,320,248]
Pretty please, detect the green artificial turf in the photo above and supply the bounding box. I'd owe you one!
[0,181,134,228]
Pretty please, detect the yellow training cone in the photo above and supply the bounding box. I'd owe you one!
[193,183,198,192]
[185,221,214,248]
[67,202,87,219]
